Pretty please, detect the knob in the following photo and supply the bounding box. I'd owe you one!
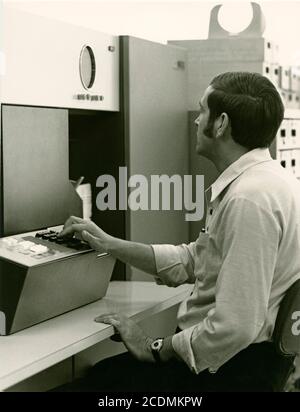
[173,61,185,70]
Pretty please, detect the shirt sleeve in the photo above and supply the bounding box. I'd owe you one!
[151,242,197,286]
[172,197,282,373]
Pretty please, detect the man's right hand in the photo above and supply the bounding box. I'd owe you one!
[59,217,157,276]
[58,216,110,252]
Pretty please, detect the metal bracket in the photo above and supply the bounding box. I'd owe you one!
[208,2,266,39]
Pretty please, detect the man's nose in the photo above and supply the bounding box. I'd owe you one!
[194,116,200,126]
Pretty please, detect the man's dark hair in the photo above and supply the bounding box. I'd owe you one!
[206,72,284,149]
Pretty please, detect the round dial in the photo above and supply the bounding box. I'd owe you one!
[79,45,96,90]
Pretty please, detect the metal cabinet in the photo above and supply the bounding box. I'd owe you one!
[121,36,189,280]
[0,7,119,111]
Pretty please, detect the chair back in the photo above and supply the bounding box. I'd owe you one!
[273,279,300,357]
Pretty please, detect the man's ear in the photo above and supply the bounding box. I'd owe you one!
[215,112,230,138]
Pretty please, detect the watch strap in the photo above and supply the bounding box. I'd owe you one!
[151,338,164,363]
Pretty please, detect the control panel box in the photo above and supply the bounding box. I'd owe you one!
[0,227,116,335]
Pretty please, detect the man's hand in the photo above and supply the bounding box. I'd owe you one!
[58,216,111,252]
[59,216,157,276]
[95,313,178,363]
[95,313,155,362]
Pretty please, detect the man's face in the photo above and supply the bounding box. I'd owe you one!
[195,86,215,157]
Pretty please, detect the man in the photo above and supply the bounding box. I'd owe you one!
[59,72,300,391]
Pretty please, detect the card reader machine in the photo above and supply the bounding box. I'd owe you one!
[0,11,120,336]
[0,228,115,335]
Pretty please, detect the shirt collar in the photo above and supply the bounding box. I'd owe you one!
[206,148,272,203]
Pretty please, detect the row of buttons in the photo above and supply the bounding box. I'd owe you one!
[1,231,90,258]
[35,230,90,251]
[1,238,49,256]
[35,230,65,243]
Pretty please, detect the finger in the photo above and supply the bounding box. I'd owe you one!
[58,224,76,238]
[94,313,118,323]
[71,216,84,223]
[58,223,86,238]
[61,216,73,232]
[107,318,121,328]
[96,316,121,333]
[103,318,123,341]
[62,216,83,231]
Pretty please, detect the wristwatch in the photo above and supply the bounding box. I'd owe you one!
[150,338,164,363]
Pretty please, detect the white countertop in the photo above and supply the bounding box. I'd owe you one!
[0,281,192,391]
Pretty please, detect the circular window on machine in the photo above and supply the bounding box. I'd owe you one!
[79,45,96,89]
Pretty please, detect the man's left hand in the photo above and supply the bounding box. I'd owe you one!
[95,313,155,362]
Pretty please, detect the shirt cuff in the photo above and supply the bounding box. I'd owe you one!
[151,244,192,286]
[151,244,182,272]
[172,327,212,374]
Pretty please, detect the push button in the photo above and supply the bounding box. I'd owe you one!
[55,238,66,244]
[30,245,48,254]
[67,239,90,250]
[41,234,53,240]
[18,241,34,252]
[66,239,82,249]
[35,231,49,238]
[2,238,19,248]
[19,241,34,248]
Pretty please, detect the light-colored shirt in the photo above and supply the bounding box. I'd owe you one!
[151,148,300,374]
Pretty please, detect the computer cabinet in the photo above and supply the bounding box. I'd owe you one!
[69,37,190,280]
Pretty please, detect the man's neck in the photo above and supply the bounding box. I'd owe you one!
[210,145,251,174]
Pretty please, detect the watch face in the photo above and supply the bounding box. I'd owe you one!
[151,338,163,351]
